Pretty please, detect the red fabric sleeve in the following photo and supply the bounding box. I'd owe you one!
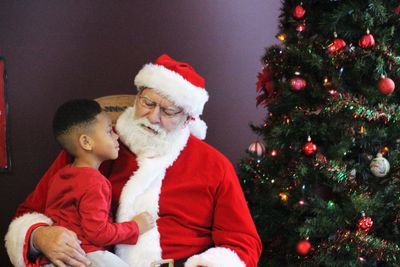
[12,151,71,266]
[79,179,139,247]
[211,160,262,267]
[15,150,71,218]
[24,223,49,267]
[16,151,71,217]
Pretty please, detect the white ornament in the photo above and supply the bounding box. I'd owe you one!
[248,141,265,157]
[370,153,390,177]
[349,169,357,179]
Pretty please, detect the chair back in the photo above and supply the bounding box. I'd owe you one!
[95,94,135,124]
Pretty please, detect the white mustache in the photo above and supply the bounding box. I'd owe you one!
[135,117,167,137]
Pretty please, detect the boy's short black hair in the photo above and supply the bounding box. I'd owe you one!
[53,99,103,155]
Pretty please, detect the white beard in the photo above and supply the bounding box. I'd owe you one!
[115,107,189,158]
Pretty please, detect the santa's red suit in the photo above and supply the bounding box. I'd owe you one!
[5,54,262,267]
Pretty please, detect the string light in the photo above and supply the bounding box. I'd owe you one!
[279,192,289,202]
[327,201,335,209]
[276,33,287,41]
[323,77,331,87]
[380,146,389,156]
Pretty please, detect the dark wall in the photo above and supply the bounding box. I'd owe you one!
[0,1,280,265]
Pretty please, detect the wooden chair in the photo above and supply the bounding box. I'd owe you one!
[95,94,136,124]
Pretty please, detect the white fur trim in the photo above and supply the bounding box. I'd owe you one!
[115,110,190,267]
[134,63,209,116]
[184,247,245,267]
[5,212,53,267]
[188,117,207,140]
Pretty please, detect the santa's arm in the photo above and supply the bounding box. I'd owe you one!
[5,150,70,267]
[185,160,262,267]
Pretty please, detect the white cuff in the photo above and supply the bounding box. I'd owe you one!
[5,212,53,267]
[184,247,245,267]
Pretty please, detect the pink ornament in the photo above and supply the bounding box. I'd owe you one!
[296,22,306,32]
[328,89,338,96]
[377,76,395,95]
[248,141,265,157]
[290,75,307,91]
[293,5,306,19]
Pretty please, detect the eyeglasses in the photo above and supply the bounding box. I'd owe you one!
[138,96,184,118]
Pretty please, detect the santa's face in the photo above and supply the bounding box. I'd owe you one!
[134,88,188,133]
[115,89,189,157]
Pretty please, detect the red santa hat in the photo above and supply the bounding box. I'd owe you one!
[134,54,209,139]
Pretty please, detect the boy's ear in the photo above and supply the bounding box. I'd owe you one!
[78,134,93,151]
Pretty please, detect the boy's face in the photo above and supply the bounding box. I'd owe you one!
[89,112,119,161]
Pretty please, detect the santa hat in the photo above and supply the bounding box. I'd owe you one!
[134,54,209,139]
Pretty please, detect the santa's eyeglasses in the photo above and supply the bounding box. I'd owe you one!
[138,96,184,118]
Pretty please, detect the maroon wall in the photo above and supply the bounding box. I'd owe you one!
[0,1,280,265]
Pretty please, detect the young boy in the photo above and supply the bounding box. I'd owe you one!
[39,99,155,267]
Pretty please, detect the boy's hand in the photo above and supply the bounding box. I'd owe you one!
[132,211,155,234]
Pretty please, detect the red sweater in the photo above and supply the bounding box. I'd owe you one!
[44,165,139,253]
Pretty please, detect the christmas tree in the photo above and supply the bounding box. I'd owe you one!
[240,1,400,266]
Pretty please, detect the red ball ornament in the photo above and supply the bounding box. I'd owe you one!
[290,73,307,91]
[357,214,373,233]
[358,30,375,48]
[296,239,312,256]
[377,76,395,95]
[248,141,266,157]
[293,5,306,19]
[303,136,317,155]
[327,38,346,54]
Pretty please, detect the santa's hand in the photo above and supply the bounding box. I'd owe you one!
[33,225,91,267]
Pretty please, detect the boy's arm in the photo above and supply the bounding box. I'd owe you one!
[79,178,140,247]
[4,150,75,267]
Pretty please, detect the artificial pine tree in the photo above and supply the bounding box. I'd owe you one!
[240,1,400,266]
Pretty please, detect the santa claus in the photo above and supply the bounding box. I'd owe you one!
[5,54,262,267]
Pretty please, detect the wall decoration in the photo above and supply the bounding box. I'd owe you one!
[0,57,11,172]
